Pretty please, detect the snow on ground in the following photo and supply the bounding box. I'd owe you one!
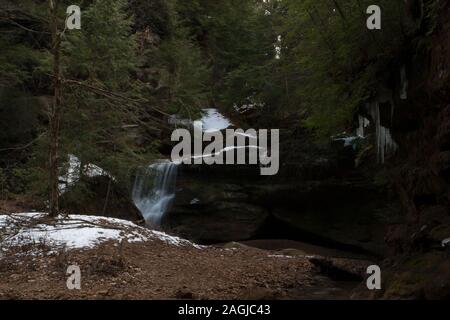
[233,96,265,114]
[0,213,203,254]
[195,108,233,132]
[168,108,233,133]
[59,154,113,194]
[267,255,295,259]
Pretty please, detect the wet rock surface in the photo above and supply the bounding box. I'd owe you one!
[163,157,390,256]
[163,167,268,242]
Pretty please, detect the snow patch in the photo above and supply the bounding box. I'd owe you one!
[190,198,200,205]
[233,97,265,114]
[59,154,113,194]
[168,108,233,133]
[151,230,204,249]
[268,255,295,259]
[195,108,232,133]
[333,135,361,150]
[0,213,202,254]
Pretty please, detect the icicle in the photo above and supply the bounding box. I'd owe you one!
[400,66,408,100]
[356,116,370,138]
[367,102,398,164]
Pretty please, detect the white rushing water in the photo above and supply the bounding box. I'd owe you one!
[133,109,233,225]
[132,161,179,225]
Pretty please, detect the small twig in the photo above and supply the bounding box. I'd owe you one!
[63,79,170,116]
[4,18,50,34]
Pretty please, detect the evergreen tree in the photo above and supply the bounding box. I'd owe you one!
[268,0,408,138]
[61,0,146,185]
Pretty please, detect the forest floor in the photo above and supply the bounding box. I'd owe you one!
[0,212,371,300]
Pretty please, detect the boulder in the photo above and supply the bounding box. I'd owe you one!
[162,162,269,242]
[164,192,268,242]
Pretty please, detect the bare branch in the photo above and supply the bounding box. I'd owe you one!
[63,79,170,117]
[0,132,46,152]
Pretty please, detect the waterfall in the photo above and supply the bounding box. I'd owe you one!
[132,161,179,225]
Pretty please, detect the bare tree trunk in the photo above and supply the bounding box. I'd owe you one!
[49,0,62,217]
[102,176,112,216]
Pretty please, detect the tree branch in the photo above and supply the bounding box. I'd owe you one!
[63,79,170,117]
[0,132,46,152]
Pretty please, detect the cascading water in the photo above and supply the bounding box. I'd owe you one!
[132,161,179,225]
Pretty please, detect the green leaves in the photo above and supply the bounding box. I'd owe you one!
[264,0,407,138]
[63,0,136,88]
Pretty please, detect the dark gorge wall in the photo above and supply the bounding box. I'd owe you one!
[163,127,392,257]
[356,1,450,299]
[387,1,450,255]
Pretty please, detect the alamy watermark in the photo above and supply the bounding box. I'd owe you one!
[65,3,381,32]
[66,265,81,290]
[66,5,81,30]
[366,265,382,290]
[367,5,381,30]
[171,121,280,176]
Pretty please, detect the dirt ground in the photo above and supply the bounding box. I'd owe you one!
[0,237,364,300]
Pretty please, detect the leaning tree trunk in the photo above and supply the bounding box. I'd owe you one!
[49,0,62,217]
